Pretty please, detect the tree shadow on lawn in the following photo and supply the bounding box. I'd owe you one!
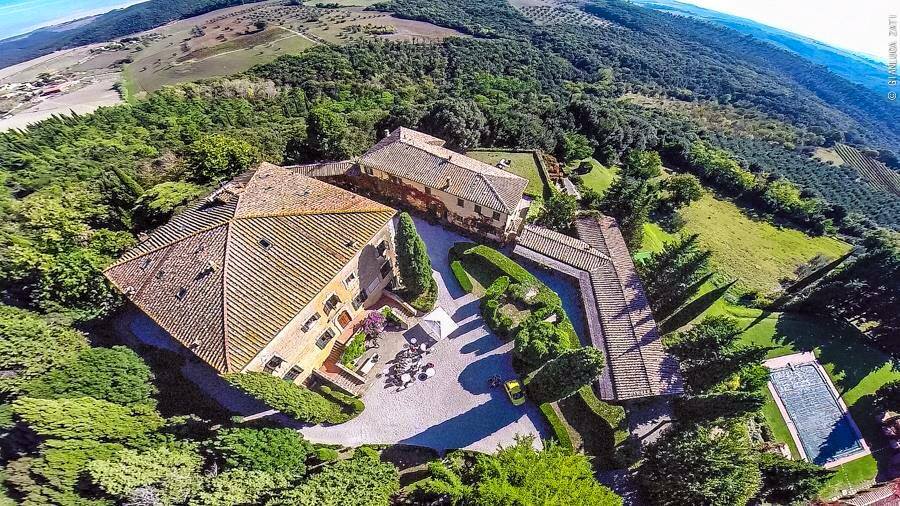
[773,314,892,395]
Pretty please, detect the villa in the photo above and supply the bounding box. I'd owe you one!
[298,127,532,243]
[105,163,399,383]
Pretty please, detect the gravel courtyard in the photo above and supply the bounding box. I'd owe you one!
[300,218,550,453]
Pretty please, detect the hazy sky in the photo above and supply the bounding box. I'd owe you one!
[679,0,894,60]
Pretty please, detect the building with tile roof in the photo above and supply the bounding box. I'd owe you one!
[512,218,684,401]
[350,127,530,242]
[106,163,399,382]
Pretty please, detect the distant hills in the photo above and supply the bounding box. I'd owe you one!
[631,0,887,94]
[0,0,266,70]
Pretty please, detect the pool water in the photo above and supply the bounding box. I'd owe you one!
[769,363,864,466]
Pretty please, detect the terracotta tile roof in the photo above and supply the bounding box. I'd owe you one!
[287,161,355,178]
[514,222,683,400]
[359,127,528,213]
[105,163,396,373]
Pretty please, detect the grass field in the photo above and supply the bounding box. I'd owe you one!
[466,150,548,198]
[579,163,851,295]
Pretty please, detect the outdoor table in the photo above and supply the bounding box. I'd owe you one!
[424,367,435,378]
[419,344,427,352]
[401,373,412,383]
[410,338,418,345]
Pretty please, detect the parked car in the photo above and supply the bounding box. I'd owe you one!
[504,379,526,406]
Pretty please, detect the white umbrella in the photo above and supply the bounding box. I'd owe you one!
[419,307,458,340]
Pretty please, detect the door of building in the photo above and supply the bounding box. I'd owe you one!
[337,311,352,328]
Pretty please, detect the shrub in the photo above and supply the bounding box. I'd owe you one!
[12,397,163,441]
[539,403,574,453]
[225,372,345,424]
[319,385,365,421]
[340,333,366,367]
[450,260,473,292]
[527,347,605,404]
[380,307,403,326]
[674,391,765,422]
[314,447,340,463]
[875,380,900,412]
[24,346,157,407]
[757,452,834,504]
[210,427,312,474]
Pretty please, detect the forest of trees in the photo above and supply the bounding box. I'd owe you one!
[1,0,898,503]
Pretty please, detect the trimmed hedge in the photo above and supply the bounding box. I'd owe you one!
[340,333,366,367]
[225,372,346,424]
[450,260,473,292]
[319,385,365,422]
[539,402,574,454]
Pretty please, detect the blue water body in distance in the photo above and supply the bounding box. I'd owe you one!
[0,0,147,41]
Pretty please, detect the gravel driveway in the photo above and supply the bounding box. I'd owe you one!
[300,218,549,453]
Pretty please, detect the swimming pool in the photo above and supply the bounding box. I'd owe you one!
[766,353,870,467]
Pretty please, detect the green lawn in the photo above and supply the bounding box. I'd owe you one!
[465,150,547,198]
[576,159,617,193]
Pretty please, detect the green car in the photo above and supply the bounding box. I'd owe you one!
[504,379,526,406]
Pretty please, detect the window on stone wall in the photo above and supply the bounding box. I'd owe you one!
[492,211,501,221]
[263,355,284,373]
[315,329,335,349]
[283,365,304,382]
[380,261,392,279]
[352,288,368,309]
[424,186,431,195]
[377,240,388,256]
[457,198,464,207]
[301,313,320,333]
[474,204,482,215]
[323,293,341,314]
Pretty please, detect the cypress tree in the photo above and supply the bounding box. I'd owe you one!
[394,213,433,296]
[527,347,605,404]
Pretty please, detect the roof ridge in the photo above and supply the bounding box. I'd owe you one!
[233,207,395,220]
[103,222,231,271]
[475,172,508,212]
[221,221,234,373]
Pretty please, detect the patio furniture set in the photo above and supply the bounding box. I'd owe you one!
[386,340,435,391]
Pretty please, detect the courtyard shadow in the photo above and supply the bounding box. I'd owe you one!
[397,396,524,451]
[458,352,511,395]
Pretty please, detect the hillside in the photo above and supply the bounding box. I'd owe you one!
[632,0,886,93]
[0,0,269,69]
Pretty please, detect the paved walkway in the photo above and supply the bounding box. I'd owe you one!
[300,218,549,452]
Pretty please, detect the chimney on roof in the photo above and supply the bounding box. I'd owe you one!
[383,128,390,138]
[124,286,136,296]
[444,176,451,189]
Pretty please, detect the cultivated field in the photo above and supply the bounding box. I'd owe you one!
[1,0,465,126]
[465,149,548,198]
[834,143,900,197]
[122,1,464,96]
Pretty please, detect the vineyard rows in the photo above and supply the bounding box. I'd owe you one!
[834,143,900,197]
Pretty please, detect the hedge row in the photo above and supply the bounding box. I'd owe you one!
[225,372,346,424]
[539,402,574,453]
[319,385,365,422]
[450,260,473,293]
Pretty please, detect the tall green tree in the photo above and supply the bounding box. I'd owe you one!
[268,447,399,506]
[794,231,900,357]
[560,132,593,162]
[87,443,204,504]
[0,305,88,396]
[659,173,703,211]
[210,427,312,475]
[12,397,163,441]
[420,98,486,150]
[187,133,259,182]
[24,346,156,407]
[416,436,621,505]
[539,192,578,232]
[665,315,769,393]
[622,150,662,179]
[527,347,605,404]
[674,391,765,422]
[637,233,712,318]
[394,212,433,297]
[133,181,206,229]
[597,175,657,249]
[757,452,834,505]
[639,423,761,506]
